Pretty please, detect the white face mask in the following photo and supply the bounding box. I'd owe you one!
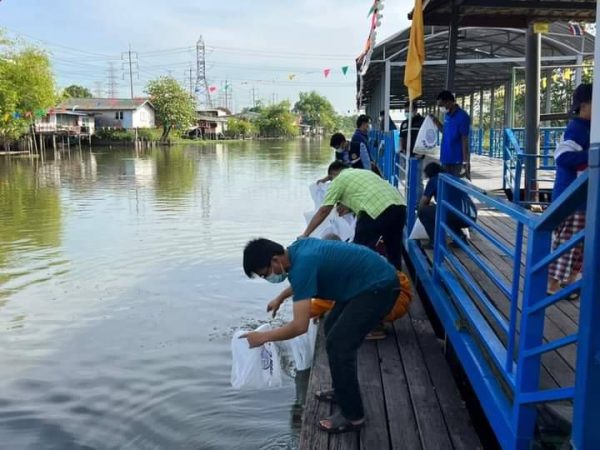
[442,107,450,114]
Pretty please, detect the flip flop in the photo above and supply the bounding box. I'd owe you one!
[547,290,580,301]
[318,412,365,434]
[315,389,336,402]
[365,330,387,340]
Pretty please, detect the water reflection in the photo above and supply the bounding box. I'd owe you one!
[0,140,331,449]
[0,158,63,296]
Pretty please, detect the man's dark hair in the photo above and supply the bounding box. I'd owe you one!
[243,238,284,278]
[436,90,455,102]
[424,161,444,179]
[356,114,370,128]
[327,160,350,175]
[330,132,346,148]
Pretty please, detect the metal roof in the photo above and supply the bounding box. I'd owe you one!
[57,98,153,111]
[358,23,595,108]
[415,0,596,27]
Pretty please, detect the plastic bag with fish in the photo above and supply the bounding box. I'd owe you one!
[231,324,283,389]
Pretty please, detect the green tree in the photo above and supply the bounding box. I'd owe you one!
[337,114,358,135]
[0,32,55,147]
[226,117,255,138]
[63,84,93,98]
[255,101,298,138]
[294,91,339,133]
[146,76,196,142]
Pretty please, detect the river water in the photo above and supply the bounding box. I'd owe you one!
[0,140,331,450]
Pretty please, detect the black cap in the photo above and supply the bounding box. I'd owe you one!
[571,83,593,114]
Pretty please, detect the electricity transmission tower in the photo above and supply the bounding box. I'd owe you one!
[107,62,119,98]
[195,36,212,109]
[122,45,139,99]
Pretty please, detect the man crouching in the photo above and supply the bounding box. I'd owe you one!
[242,237,399,433]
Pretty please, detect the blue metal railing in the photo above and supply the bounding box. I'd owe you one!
[403,150,591,448]
[503,127,565,207]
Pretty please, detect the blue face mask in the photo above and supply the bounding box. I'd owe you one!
[265,263,287,284]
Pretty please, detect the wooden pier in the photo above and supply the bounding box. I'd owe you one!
[299,286,483,450]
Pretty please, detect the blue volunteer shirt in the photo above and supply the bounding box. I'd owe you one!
[552,117,590,206]
[424,174,477,219]
[440,107,470,164]
[287,238,397,303]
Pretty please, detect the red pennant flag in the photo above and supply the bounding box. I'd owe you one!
[209,86,217,93]
[323,69,331,78]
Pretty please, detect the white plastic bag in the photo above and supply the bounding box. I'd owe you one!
[304,183,356,242]
[283,321,318,371]
[408,218,429,240]
[231,324,283,390]
[413,116,440,158]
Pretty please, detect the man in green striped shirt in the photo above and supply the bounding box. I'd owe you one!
[301,161,406,269]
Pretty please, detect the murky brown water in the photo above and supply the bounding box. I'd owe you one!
[0,140,330,450]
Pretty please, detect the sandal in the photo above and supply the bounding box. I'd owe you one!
[547,289,580,301]
[318,412,365,434]
[315,389,336,402]
[365,330,387,340]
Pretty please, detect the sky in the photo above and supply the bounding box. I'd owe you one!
[0,0,411,114]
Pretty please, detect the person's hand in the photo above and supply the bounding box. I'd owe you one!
[267,297,284,318]
[336,204,350,216]
[240,331,266,349]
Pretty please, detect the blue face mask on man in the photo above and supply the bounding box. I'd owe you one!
[265,262,287,284]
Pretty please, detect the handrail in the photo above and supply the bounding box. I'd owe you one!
[395,133,590,448]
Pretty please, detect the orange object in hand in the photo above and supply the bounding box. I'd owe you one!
[309,271,412,322]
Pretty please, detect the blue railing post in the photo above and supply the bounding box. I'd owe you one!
[406,158,423,235]
[511,226,552,449]
[572,143,600,449]
[479,128,484,155]
[432,174,448,284]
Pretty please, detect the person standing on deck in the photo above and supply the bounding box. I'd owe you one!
[429,90,471,179]
[350,114,373,170]
[379,109,397,132]
[399,101,425,156]
[300,161,406,270]
[242,237,399,433]
[329,132,351,165]
[547,83,592,298]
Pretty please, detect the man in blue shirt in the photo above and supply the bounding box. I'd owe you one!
[430,91,471,178]
[417,162,477,245]
[350,114,373,170]
[242,237,399,433]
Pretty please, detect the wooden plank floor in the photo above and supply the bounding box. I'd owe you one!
[299,287,483,450]
[419,207,579,435]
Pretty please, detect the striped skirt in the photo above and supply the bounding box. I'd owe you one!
[548,212,586,283]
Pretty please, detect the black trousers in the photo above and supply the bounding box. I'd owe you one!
[323,281,398,421]
[354,204,406,270]
[418,204,467,244]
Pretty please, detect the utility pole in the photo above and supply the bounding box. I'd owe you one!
[195,36,212,109]
[122,44,138,99]
[107,62,118,98]
[251,87,257,107]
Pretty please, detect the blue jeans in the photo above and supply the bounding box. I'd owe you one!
[323,280,398,420]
